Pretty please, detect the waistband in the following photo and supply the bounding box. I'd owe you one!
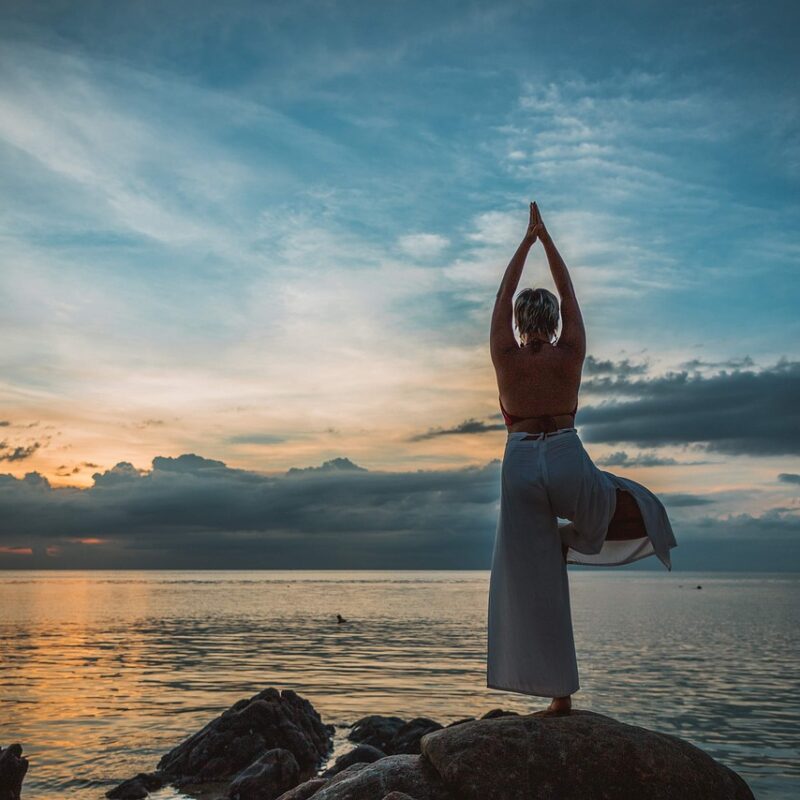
[507,427,577,441]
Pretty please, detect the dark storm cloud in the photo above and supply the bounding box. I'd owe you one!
[778,473,800,484]
[596,451,678,467]
[659,493,716,507]
[583,355,649,377]
[0,421,10,427]
[678,356,755,371]
[1,451,797,569]
[0,454,502,569]
[409,418,506,441]
[0,440,42,462]
[578,358,800,455]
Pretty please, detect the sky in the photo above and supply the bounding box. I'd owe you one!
[0,0,798,570]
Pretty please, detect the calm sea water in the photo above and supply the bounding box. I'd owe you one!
[1,570,798,800]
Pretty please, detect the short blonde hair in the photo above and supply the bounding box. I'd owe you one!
[514,288,559,344]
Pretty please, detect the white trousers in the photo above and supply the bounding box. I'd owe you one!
[486,426,652,698]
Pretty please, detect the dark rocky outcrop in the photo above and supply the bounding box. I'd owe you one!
[347,716,443,756]
[348,715,406,752]
[226,748,300,800]
[104,691,755,800]
[105,771,164,799]
[0,745,28,800]
[156,688,332,783]
[321,744,387,777]
[277,709,754,800]
[106,688,333,799]
[277,755,451,800]
[388,719,443,755]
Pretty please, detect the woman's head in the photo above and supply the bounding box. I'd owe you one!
[514,287,559,345]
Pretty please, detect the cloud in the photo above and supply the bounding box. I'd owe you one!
[678,356,756,371]
[0,440,42,462]
[1,450,796,570]
[778,473,800,485]
[583,356,649,377]
[660,493,716,508]
[578,358,800,455]
[397,233,449,259]
[409,418,506,441]
[0,453,502,569]
[287,457,367,475]
[227,433,287,445]
[596,451,682,467]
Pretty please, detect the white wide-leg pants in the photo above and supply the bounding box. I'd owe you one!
[486,427,676,698]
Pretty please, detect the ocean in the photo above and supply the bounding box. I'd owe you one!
[1,570,798,799]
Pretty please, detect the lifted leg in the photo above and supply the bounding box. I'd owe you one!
[606,488,647,540]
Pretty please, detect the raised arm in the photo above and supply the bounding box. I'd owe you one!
[533,203,586,357]
[490,204,538,364]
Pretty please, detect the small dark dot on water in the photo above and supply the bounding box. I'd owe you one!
[696,585,702,589]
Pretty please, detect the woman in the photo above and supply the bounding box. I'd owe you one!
[487,202,677,714]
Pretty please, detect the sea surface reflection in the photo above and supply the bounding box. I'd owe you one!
[1,570,797,799]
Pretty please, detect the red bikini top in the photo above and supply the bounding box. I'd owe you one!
[499,395,579,428]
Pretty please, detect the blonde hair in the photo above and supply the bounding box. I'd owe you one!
[514,287,559,345]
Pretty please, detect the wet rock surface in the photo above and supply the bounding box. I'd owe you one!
[105,688,333,799]
[0,744,28,800]
[93,691,754,800]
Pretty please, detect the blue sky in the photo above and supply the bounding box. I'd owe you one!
[0,0,798,569]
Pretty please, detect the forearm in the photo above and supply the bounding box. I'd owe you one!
[540,231,575,300]
[496,237,533,299]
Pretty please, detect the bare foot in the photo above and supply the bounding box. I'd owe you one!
[545,695,572,714]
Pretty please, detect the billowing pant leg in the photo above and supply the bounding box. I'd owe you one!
[487,436,580,697]
[546,432,617,556]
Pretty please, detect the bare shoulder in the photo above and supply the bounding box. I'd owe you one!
[490,340,520,370]
[554,338,586,365]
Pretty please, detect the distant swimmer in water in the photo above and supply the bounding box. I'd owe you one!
[336,614,347,624]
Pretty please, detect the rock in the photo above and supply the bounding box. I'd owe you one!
[276,763,371,800]
[444,717,474,728]
[480,708,518,720]
[347,716,444,756]
[420,709,755,800]
[0,744,28,800]
[321,744,387,777]
[227,748,300,800]
[290,755,450,800]
[155,688,333,783]
[381,793,419,800]
[348,715,406,752]
[388,719,443,755]
[105,771,164,799]
[273,776,329,800]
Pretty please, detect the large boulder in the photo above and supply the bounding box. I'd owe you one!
[278,755,451,800]
[420,709,755,800]
[0,745,28,800]
[156,688,333,783]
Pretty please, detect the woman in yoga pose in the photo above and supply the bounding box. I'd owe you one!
[486,202,677,714]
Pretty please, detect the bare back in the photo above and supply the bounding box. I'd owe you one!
[494,340,584,419]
